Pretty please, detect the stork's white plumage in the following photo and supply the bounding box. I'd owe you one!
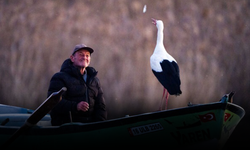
[150,18,182,110]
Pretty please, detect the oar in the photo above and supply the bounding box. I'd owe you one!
[2,87,67,149]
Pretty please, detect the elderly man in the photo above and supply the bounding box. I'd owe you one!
[48,44,107,126]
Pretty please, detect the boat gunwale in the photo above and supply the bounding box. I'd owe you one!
[226,102,245,118]
[0,102,229,135]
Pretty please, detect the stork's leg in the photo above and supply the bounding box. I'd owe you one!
[159,87,166,111]
[165,90,169,110]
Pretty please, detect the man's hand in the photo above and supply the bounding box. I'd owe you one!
[77,101,89,112]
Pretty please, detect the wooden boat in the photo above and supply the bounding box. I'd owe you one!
[0,88,245,149]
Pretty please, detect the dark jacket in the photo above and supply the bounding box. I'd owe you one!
[48,59,107,126]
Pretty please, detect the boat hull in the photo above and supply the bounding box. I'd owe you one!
[0,102,245,149]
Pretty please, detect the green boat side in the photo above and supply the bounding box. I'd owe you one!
[219,102,245,148]
[0,101,245,149]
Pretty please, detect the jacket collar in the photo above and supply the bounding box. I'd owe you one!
[60,59,98,78]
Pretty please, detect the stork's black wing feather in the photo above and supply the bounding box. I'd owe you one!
[152,60,182,95]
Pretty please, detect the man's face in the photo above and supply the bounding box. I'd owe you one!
[70,49,91,68]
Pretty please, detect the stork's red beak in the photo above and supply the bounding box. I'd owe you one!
[151,18,157,25]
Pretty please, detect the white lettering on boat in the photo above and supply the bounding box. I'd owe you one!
[128,123,163,136]
[171,128,211,145]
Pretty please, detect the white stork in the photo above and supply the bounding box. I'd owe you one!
[150,18,182,110]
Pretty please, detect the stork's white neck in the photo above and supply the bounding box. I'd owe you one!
[152,21,177,63]
[156,27,164,45]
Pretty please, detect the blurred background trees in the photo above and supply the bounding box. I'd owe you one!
[0,0,249,119]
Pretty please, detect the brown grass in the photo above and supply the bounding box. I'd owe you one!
[0,0,249,119]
